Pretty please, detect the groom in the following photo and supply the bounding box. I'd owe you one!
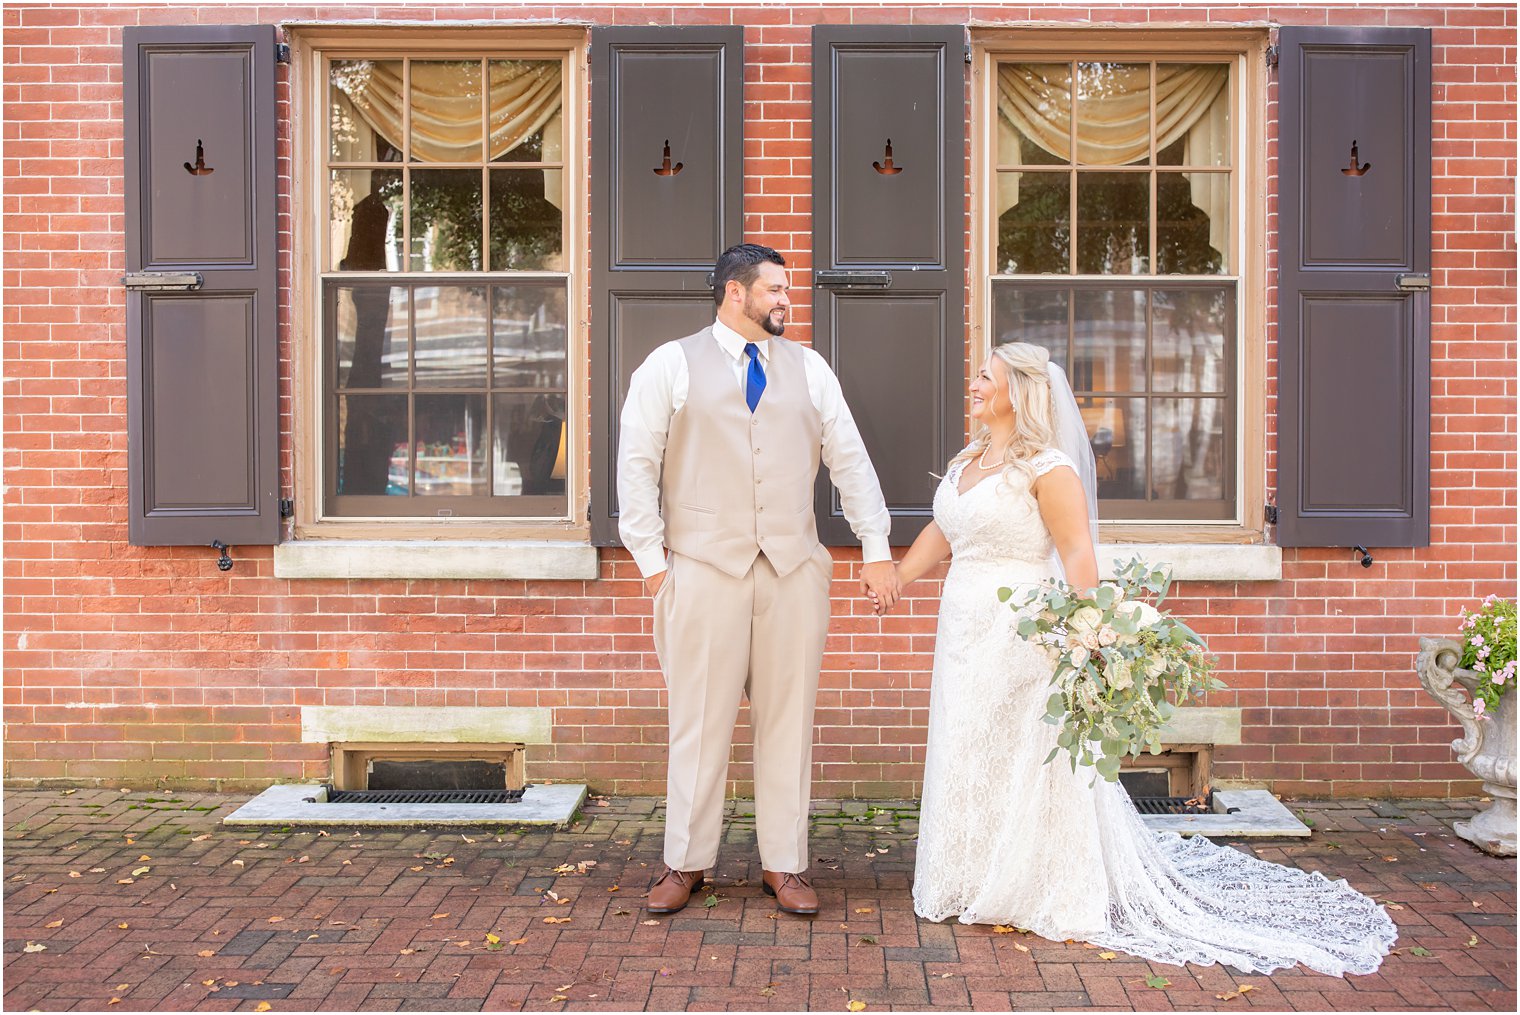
[618,243,899,915]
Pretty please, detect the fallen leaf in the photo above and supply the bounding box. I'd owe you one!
[1409,946,1433,957]
[543,916,571,924]
[1238,985,1255,993]
[108,999,121,1006]
[509,938,528,946]
[44,920,63,929]
[202,980,216,987]
[992,925,1017,934]
[854,907,875,915]
[1466,934,1479,948]
[115,985,129,991]
[137,855,151,862]
[461,835,475,843]
[641,919,660,926]
[23,942,46,953]
[317,830,330,837]
[297,856,310,863]
[1011,941,1029,952]
[556,897,571,906]
[432,913,449,920]
[410,866,424,872]
[226,981,239,987]
[549,995,568,1003]
[612,908,631,916]
[267,916,284,923]
[659,967,671,976]
[255,1004,272,1013]
[1146,975,1171,989]
[197,950,215,957]
[116,879,134,885]
[608,885,620,892]
[848,1002,867,1012]
[68,871,82,878]
[1216,990,1240,1001]
[399,948,416,955]
[1098,951,1117,960]
[117,922,129,929]
[1386,902,1404,910]
[132,867,150,877]
[759,984,777,997]
[90,868,106,873]
[191,834,211,842]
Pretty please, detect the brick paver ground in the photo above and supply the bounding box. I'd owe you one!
[3,790,1514,1011]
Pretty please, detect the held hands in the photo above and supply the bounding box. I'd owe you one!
[860,560,902,616]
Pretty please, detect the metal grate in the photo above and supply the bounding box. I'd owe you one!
[324,787,525,805]
[1131,793,1214,816]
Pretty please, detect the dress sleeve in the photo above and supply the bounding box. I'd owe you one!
[1032,447,1077,478]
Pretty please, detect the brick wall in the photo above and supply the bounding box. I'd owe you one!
[4,3,1515,798]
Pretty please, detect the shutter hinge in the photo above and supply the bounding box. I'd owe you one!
[279,498,294,518]
[1264,44,1279,69]
[1264,503,1279,526]
[275,42,290,64]
[964,44,972,66]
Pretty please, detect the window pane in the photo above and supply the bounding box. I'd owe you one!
[337,393,409,495]
[1076,172,1148,274]
[997,171,1070,274]
[493,285,568,389]
[1084,397,1146,501]
[329,59,403,163]
[413,285,487,388]
[411,60,483,163]
[1074,289,1145,393]
[494,392,567,500]
[1076,62,1149,166]
[1151,398,1228,501]
[997,63,1070,166]
[489,169,563,270]
[410,169,483,271]
[335,285,409,388]
[1156,65,1229,167]
[413,393,489,495]
[330,169,402,272]
[1153,288,1230,393]
[991,286,1068,368]
[1157,172,1228,273]
[490,60,560,163]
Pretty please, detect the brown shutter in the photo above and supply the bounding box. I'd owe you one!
[123,26,280,547]
[810,25,967,545]
[590,27,745,545]
[1276,27,1431,548]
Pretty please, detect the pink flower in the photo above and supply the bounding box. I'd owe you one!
[1472,633,1486,646]
[1475,660,1487,672]
[1495,673,1507,685]
[1474,698,1487,717]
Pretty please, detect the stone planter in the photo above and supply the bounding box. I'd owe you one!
[1417,637,1517,856]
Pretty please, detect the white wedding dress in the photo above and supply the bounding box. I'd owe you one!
[911,449,1397,976]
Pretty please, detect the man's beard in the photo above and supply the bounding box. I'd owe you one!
[744,296,785,336]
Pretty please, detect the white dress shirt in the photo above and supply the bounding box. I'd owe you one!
[617,318,892,578]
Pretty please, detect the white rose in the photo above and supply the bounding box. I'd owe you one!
[1097,624,1118,647]
[1106,659,1134,690]
[1144,656,1167,678]
[1070,645,1090,669]
[1069,606,1103,633]
[1121,601,1162,627]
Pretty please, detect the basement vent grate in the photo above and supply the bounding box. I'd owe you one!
[1131,793,1231,816]
[323,787,526,805]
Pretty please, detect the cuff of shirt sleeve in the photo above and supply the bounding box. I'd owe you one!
[859,535,892,564]
[632,546,670,579]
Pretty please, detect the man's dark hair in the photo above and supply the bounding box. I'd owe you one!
[713,243,785,306]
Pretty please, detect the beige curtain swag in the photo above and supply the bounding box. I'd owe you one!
[997,64,1229,258]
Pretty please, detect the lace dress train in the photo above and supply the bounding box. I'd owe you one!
[911,450,1397,976]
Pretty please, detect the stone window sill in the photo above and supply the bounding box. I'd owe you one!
[273,539,599,580]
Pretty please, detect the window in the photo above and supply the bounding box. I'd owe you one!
[986,55,1245,523]
[322,53,572,519]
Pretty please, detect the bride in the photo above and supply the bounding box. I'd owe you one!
[888,341,1396,976]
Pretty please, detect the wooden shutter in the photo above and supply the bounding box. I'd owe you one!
[811,25,967,545]
[589,27,744,545]
[123,26,280,547]
[1277,27,1431,548]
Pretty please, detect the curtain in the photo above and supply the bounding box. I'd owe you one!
[996,64,1229,259]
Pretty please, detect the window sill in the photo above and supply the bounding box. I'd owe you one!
[1098,543,1281,582]
[273,539,599,580]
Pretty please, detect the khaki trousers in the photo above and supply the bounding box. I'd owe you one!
[653,545,833,874]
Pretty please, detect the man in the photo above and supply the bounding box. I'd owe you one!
[618,243,900,916]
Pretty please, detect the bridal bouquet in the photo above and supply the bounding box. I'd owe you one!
[1000,557,1223,782]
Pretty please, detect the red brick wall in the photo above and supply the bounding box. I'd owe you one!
[4,3,1515,798]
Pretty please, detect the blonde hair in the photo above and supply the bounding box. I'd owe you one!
[950,342,1057,488]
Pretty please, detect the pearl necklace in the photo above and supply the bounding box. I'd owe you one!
[976,441,1006,470]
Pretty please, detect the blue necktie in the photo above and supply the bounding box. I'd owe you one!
[744,342,767,413]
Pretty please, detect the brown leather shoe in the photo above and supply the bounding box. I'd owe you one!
[645,867,705,914]
[762,870,819,915]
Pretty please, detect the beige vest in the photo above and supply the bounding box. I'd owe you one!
[661,328,823,579]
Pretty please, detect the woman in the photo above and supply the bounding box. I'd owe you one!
[892,342,1396,976]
